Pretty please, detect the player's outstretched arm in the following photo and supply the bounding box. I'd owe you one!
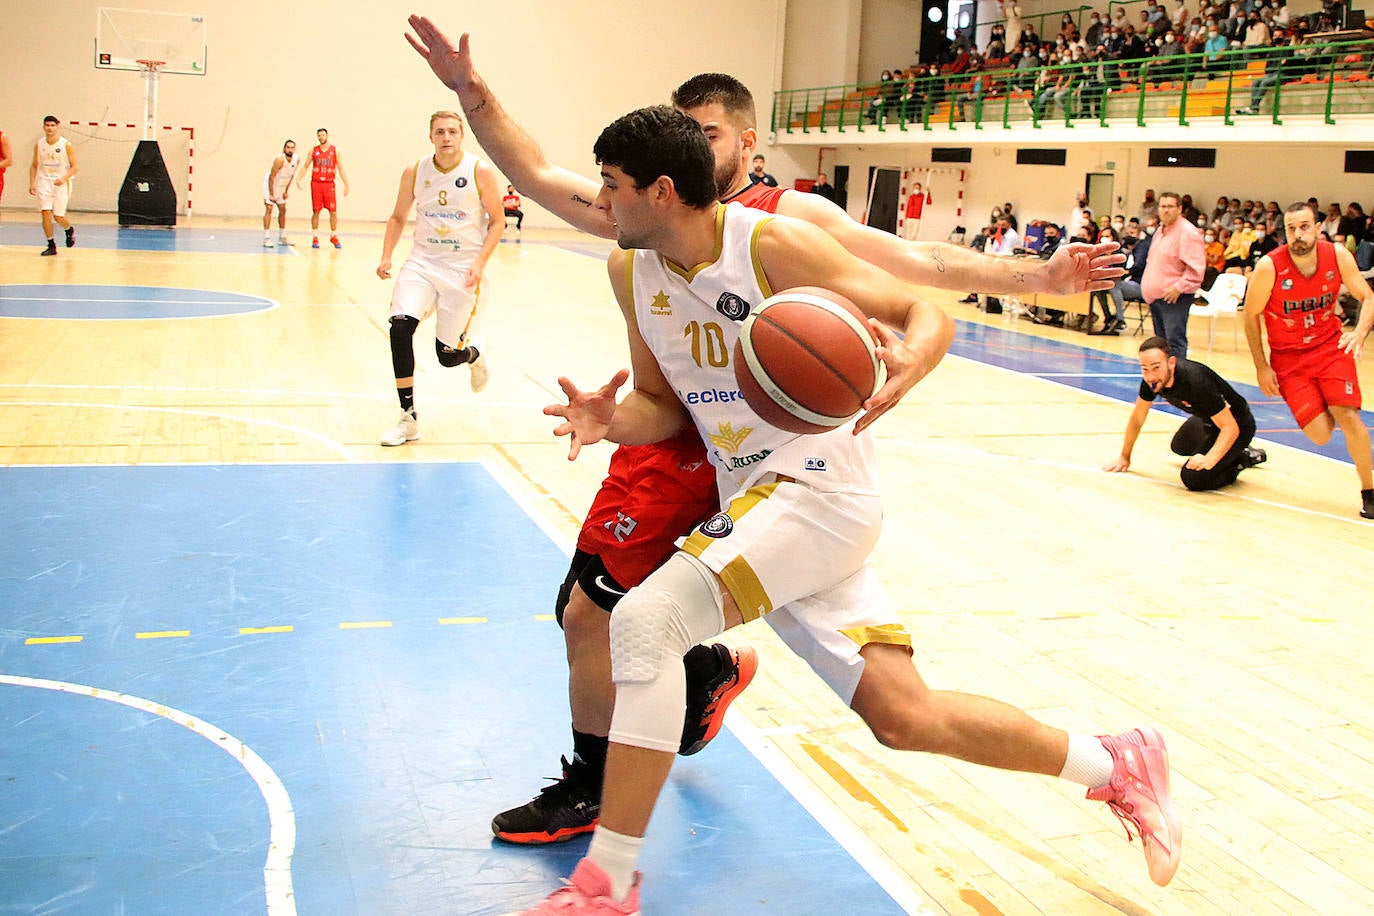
[776,190,1123,295]
[406,16,613,238]
[756,216,955,432]
[1106,399,1152,473]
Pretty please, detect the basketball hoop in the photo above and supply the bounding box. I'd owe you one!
[134,60,167,141]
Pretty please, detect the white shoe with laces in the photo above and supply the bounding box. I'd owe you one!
[379,410,419,447]
[468,350,489,393]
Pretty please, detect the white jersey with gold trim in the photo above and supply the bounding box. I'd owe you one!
[262,154,297,201]
[410,152,488,259]
[630,203,879,496]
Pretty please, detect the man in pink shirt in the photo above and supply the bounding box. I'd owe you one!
[1141,191,1206,358]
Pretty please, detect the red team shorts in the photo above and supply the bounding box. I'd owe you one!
[311,181,337,212]
[1271,344,1362,429]
[577,436,718,589]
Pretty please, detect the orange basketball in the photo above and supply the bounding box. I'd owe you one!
[732,287,886,434]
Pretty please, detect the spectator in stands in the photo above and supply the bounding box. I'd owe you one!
[1223,218,1255,271]
[1105,24,1126,58]
[1339,203,1368,248]
[1354,213,1374,271]
[1002,201,1020,231]
[948,43,974,74]
[1079,46,1110,117]
[1211,196,1231,224]
[1225,198,1243,222]
[1271,0,1290,29]
[1086,11,1106,47]
[1067,191,1091,240]
[1112,5,1130,30]
[1147,0,1170,27]
[1180,194,1202,226]
[955,60,992,121]
[1020,22,1041,51]
[1057,12,1079,44]
[1122,217,1154,301]
[1090,226,1131,333]
[1321,203,1344,240]
[1204,227,1227,287]
[1233,32,1318,114]
[867,70,895,123]
[1002,0,1025,54]
[1173,0,1192,31]
[810,172,837,203]
[1244,10,1271,48]
[986,24,1008,59]
[748,154,778,187]
[899,70,924,122]
[1139,189,1159,224]
[919,63,945,115]
[1248,222,1279,267]
[1202,23,1230,71]
[1142,191,1206,358]
[1015,45,1040,89]
[1156,30,1187,80]
[1033,59,1077,120]
[1261,201,1282,234]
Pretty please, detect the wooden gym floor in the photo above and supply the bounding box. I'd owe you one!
[1,211,1372,914]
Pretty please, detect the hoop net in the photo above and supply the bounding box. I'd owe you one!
[135,59,167,74]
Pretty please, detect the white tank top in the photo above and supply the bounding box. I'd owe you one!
[411,152,488,258]
[630,203,879,497]
[264,154,297,197]
[36,136,71,180]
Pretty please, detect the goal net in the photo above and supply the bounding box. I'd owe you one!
[61,121,194,217]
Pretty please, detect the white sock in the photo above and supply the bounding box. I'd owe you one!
[588,826,642,902]
[1059,732,1115,789]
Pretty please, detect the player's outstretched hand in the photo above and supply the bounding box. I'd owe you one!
[1104,455,1130,473]
[1338,327,1367,359]
[406,16,474,94]
[544,369,629,460]
[1045,241,1127,294]
[857,320,918,434]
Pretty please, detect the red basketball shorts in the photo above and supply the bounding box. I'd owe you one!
[1271,344,1362,429]
[577,439,717,589]
[311,182,337,212]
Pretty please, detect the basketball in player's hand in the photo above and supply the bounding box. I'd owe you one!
[733,287,886,434]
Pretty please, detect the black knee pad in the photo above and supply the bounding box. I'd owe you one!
[555,550,597,628]
[389,316,419,378]
[435,339,473,368]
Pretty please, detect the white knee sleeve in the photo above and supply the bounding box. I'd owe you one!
[610,552,725,685]
[608,552,726,754]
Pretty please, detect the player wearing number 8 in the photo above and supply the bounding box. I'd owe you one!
[375,111,505,447]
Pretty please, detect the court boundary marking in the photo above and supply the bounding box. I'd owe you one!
[0,674,297,916]
[0,285,281,321]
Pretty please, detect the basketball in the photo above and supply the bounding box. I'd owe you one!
[733,287,886,434]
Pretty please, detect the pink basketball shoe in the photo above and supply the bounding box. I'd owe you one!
[1088,726,1182,886]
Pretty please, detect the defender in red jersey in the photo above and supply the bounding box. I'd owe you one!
[1244,201,1374,518]
[296,127,349,248]
[410,23,1178,890]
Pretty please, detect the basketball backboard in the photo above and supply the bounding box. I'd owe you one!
[95,8,207,76]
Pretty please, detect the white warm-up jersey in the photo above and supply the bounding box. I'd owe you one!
[35,136,72,182]
[410,152,487,260]
[630,203,879,497]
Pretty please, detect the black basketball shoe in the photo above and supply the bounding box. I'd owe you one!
[680,643,758,756]
[491,756,600,844]
[1240,447,1267,469]
[65,226,76,248]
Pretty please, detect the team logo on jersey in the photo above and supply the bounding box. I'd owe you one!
[650,291,673,316]
[1282,279,1294,289]
[423,179,432,188]
[455,177,469,188]
[698,512,734,538]
[1326,271,1336,280]
[708,421,752,453]
[804,457,827,471]
[715,292,750,322]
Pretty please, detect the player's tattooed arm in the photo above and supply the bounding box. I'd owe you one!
[571,193,594,208]
[932,249,946,272]
[1011,270,1027,284]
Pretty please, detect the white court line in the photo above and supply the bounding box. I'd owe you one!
[0,674,297,916]
[0,296,269,306]
[3,402,352,461]
[0,382,537,410]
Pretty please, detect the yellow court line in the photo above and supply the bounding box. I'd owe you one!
[339,621,392,630]
[25,635,83,645]
[241,626,295,635]
[438,617,488,625]
[136,630,190,639]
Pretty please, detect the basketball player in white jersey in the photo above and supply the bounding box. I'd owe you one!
[261,139,298,248]
[375,110,504,446]
[29,115,78,256]
[523,106,1181,912]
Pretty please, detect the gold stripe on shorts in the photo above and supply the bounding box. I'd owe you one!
[839,622,913,651]
[680,479,781,622]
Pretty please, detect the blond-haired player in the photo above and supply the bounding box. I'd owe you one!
[376,111,504,446]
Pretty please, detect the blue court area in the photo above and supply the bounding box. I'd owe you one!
[0,221,299,255]
[953,320,1373,463]
[0,283,276,319]
[0,463,906,915]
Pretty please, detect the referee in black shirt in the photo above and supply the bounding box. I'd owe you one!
[1106,336,1267,491]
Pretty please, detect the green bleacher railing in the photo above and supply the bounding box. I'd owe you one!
[771,38,1374,135]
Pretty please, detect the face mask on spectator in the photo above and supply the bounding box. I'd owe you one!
[1113,219,1125,230]
[1205,234,1216,242]
[1255,230,1265,238]
[1146,225,1157,234]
